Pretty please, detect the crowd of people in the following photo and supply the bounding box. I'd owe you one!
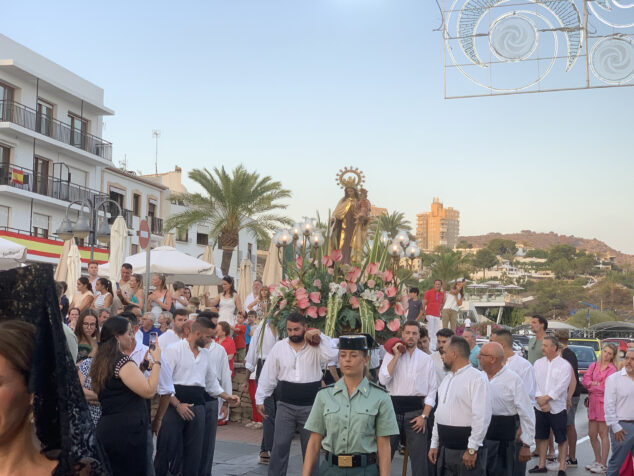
[1,265,633,476]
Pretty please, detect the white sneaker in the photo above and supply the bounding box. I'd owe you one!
[590,463,606,474]
[586,461,600,470]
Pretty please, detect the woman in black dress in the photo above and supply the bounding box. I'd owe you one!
[90,316,161,475]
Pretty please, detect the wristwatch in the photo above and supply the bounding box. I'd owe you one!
[421,414,428,419]
[467,448,476,456]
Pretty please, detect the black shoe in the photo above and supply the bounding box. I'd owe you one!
[557,471,567,476]
[566,457,577,467]
[528,466,547,473]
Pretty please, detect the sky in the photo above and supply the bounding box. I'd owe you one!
[3,0,633,253]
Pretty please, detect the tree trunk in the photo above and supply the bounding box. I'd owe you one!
[218,229,239,277]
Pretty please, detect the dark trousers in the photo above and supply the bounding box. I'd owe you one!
[268,401,317,476]
[390,410,429,476]
[199,398,219,476]
[155,404,205,476]
[261,390,278,452]
[484,439,514,476]
[437,447,487,476]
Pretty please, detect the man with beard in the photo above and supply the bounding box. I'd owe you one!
[478,342,534,476]
[429,336,491,475]
[255,313,337,476]
[379,321,437,476]
[158,308,188,349]
[154,317,239,476]
[431,328,454,387]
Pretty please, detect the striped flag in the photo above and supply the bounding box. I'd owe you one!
[11,168,24,185]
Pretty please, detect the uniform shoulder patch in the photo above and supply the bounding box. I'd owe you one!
[369,382,388,392]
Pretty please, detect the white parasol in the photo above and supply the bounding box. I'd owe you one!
[0,236,27,270]
[237,258,253,305]
[261,240,282,287]
[107,216,128,285]
[65,239,82,301]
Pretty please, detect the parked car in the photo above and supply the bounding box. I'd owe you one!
[568,344,597,393]
[569,338,601,359]
[513,335,530,359]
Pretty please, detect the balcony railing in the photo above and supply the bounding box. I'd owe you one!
[150,216,163,235]
[0,162,108,205]
[0,100,112,160]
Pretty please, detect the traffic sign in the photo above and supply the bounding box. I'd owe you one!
[138,220,150,249]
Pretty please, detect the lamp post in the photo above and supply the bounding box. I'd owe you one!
[56,198,123,260]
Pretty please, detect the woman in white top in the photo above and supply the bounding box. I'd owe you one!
[441,279,464,331]
[171,281,189,310]
[210,276,243,327]
[148,274,173,318]
[92,278,114,312]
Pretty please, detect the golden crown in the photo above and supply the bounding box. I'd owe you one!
[336,167,365,190]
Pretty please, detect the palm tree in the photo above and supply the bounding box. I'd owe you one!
[165,165,292,276]
[430,251,464,290]
[369,210,412,239]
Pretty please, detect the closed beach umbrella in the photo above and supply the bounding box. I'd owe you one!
[261,241,282,287]
[65,240,81,301]
[192,245,218,303]
[107,216,128,285]
[53,240,71,281]
[163,233,175,247]
[238,258,253,305]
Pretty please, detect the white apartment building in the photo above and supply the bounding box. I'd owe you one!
[0,34,165,265]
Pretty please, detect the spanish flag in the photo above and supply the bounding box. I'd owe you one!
[11,168,23,185]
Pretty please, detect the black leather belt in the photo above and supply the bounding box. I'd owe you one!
[325,452,377,468]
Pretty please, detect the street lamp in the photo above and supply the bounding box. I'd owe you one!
[56,198,123,260]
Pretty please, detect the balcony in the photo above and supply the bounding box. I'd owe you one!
[0,162,108,205]
[106,205,134,228]
[0,100,112,161]
[150,216,163,235]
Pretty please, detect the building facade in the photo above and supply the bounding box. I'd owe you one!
[416,198,460,251]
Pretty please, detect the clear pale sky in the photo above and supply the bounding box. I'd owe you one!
[4,1,633,253]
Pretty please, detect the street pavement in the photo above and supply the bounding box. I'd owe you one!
[210,408,616,475]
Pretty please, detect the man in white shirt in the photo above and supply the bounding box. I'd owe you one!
[154,317,239,476]
[491,329,537,476]
[478,342,535,476]
[379,320,438,476]
[604,349,634,476]
[87,260,100,294]
[255,313,336,476]
[243,279,263,312]
[245,318,279,464]
[431,328,454,387]
[429,336,491,475]
[158,308,188,349]
[531,336,572,476]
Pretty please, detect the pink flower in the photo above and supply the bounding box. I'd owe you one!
[374,319,385,331]
[346,267,362,283]
[349,296,360,309]
[331,249,343,262]
[348,283,357,293]
[383,270,394,282]
[322,255,333,267]
[318,306,327,317]
[306,306,318,318]
[291,279,299,287]
[400,293,409,308]
[378,300,390,314]
[296,256,303,269]
[313,279,322,288]
[327,268,334,275]
[388,318,401,332]
[297,297,310,309]
[385,285,397,298]
[377,291,385,300]
[279,300,287,309]
[295,288,308,300]
[395,302,405,316]
[366,262,379,275]
[309,292,321,304]
[339,281,348,289]
[367,279,376,289]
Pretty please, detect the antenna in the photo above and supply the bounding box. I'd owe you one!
[152,130,161,174]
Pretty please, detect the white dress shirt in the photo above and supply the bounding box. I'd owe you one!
[432,363,492,451]
[379,347,438,407]
[432,351,449,387]
[486,366,535,446]
[163,339,224,397]
[604,368,634,433]
[254,334,337,405]
[245,321,278,374]
[533,355,571,414]
[244,292,257,312]
[128,340,174,396]
[370,345,385,370]
[158,329,181,350]
[135,329,144,347]
[206,341,232,394]
[506,354,537,405]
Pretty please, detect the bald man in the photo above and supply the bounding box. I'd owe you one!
[478,342,535,476]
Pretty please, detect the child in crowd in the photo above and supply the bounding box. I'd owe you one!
[233,313,247,362]
[245,311,257,351]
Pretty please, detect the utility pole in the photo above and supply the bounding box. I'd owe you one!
[152,130,161,174]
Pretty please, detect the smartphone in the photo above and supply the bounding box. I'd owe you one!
[116,282,120,290]
[149,332,158,350]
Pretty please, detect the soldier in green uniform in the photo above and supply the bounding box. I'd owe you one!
[302,335,399,475]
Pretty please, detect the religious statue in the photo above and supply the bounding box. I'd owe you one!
[330,167,368,265]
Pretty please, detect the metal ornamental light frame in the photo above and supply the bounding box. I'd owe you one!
[442,0,634,98]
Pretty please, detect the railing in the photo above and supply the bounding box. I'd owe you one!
[0,100,112,160]
[106,204,134,228]
[150,216,163,235]
[0,162,108,205]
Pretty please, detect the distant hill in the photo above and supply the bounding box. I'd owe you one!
[459,230,634,267]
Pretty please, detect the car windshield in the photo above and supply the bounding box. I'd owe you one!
[570,339,599,351]
[569,345,596,363]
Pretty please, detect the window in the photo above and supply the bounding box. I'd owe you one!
[148,200,157,219]
[37,99,53,136]
[131,244,139,255]
[34,157,50,195]
[176,227,188,242]
[0,205,9,228]
[132,193,141,217]
[0,146,9,185]
[248,243,253,260]
[32,213,49,239]
[196,232,208,246]
[0,82,14,122]
[68,114,87,148]
[109,188,125,224]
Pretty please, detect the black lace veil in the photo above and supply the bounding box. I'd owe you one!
[0,264,110,475]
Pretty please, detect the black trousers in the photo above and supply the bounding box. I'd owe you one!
[155,404,205,476]
[484,439,514,476]
[437,447,487,476]
[199,398,219,476]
